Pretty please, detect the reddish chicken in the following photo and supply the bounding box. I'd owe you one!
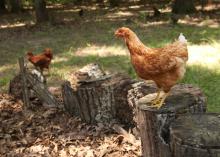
[115,27,188,108]
[27,48,53,73]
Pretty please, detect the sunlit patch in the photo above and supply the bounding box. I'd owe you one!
[0,20,35,29]
[129,5,141,9]
[188,44,220,68]
[0,23,26,29]
[0,64,16,74]
[53,57,69,63]
[74,44,128,57]
[181,19,220,28]
[106,11,134,19]
[62,9,79,13]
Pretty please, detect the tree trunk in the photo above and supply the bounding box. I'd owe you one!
[172,0,196,14]
[96,0,105,7]
[109,0,121,7]
[96,0,104,3]
[9,0,22,13]
[34,0,49,23]
[0,0,6,13]
[170,114,220,157]
[137,84,206,157]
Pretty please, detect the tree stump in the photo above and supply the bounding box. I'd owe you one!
[127,81,157,127]
[18,57,30,109]
[25,72,61,108]
[62,73,137,124]
[10,58,61,108]
[62,63,136,124]
[137,84,206,157]
[170,114,220,157]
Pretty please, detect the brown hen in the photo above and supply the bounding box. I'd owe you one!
[115,27,188,108]
[27,48,53,73]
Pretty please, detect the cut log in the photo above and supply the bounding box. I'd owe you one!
[137,84,206,157]
[127,81,157,127]
[170,114,220,157]
[71,77,115,123]
[63,63,136,124]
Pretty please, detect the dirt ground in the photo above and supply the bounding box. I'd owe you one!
[0,93,141,157]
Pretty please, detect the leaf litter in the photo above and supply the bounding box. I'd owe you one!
[0,93,141,157]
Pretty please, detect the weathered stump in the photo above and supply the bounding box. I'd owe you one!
[62,63,136,124]
[10,58,61,108]
[18,57,30,109]
[137,84,206,157]
[62,81,79,116]
[170,114,220,157]
[9,73,25,100]
[62,73,136,124]
[127,81,157,127]
[25,72,61,108]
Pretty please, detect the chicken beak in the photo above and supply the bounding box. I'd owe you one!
[114,31,121,38]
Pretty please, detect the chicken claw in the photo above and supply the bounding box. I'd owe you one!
[151,89,162,105]
[150,92,170,109]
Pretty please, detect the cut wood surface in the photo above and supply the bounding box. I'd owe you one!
[170,114,220,157]
[137,84,207,157]
[138,84,206,113]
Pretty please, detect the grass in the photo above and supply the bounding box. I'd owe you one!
[0,4,220,112]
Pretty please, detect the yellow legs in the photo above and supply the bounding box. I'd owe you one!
[151,91,170,109]
[151,88,162,104]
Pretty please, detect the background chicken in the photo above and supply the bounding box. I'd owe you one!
[26,48,53,74]
[115,27,188,109]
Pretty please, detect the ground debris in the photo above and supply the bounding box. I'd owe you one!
[0,93,141,157]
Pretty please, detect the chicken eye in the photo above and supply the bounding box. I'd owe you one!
[118,30,123,33]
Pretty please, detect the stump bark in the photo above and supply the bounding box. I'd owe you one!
[137,84,206,157]
[25,72,61,108]
[62,73,136,124]
[62,63,136,124]
[170,114,220,157]
[18,57,30,109]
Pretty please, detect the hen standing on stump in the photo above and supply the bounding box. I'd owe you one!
[115,27,188,109]
[26,48,53,75]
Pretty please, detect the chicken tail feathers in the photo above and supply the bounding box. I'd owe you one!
[178,33,187,43]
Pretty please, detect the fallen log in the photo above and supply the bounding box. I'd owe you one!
[170,114,220,157]
[137,84,206,157]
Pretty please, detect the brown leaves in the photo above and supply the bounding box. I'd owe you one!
[0,93,141,157]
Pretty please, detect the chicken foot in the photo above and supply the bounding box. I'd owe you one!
[151,91,170,109]
[151,88,162,105]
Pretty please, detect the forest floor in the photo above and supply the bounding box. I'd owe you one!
[0,93,141,156]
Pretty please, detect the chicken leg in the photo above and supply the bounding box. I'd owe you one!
[151,88,162,105]
[151,91,170,109]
